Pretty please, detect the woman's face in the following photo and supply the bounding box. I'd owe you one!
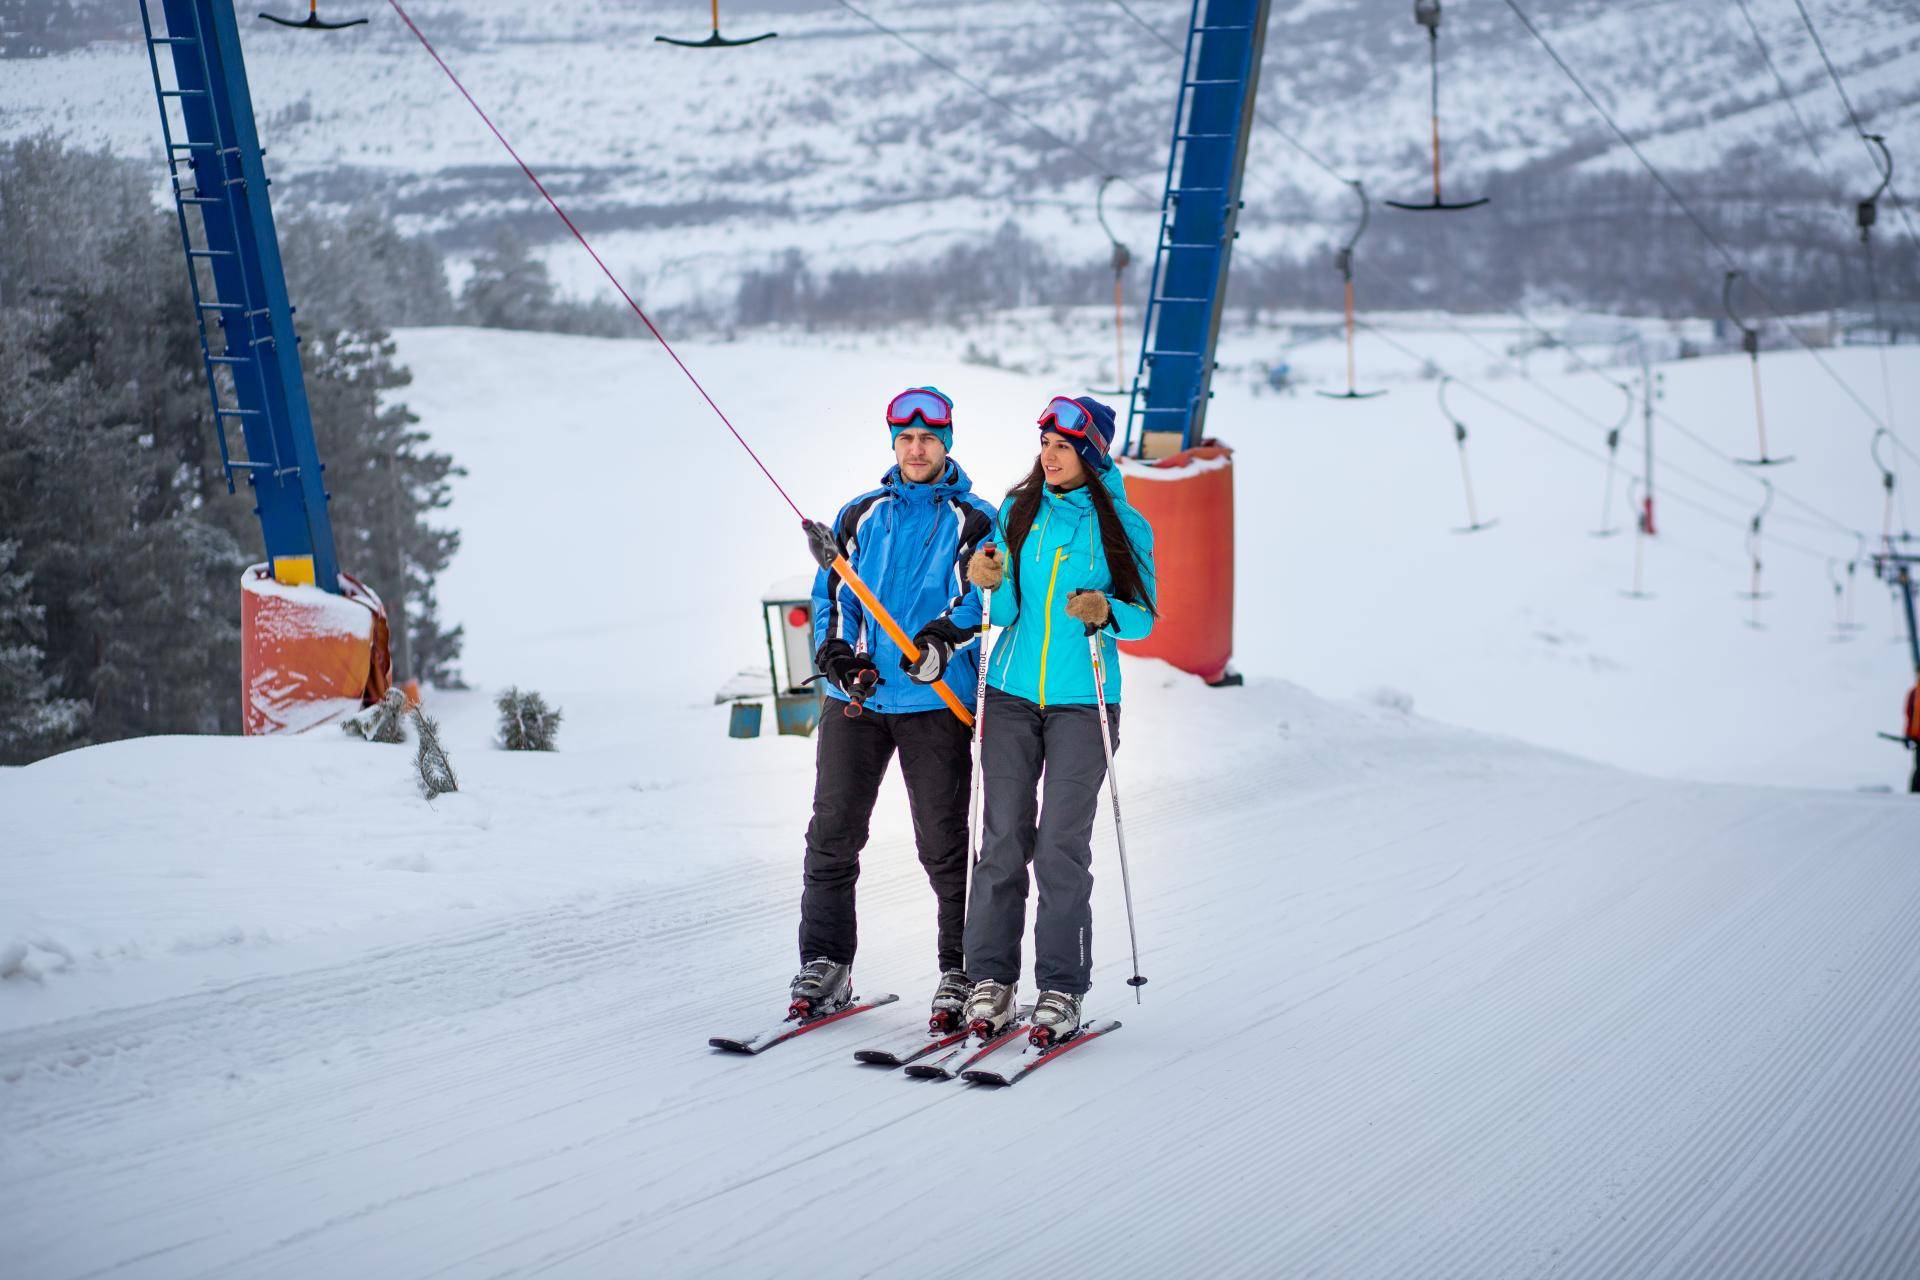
[1040,432,1087,489]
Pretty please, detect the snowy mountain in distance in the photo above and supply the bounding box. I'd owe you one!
[5,0,1918,306]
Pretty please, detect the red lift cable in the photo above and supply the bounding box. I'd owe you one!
[382,0,977,728]
[383,0,802,521]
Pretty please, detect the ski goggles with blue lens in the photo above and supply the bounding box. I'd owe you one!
[1036,396,1109,456]
[886,387,954,429]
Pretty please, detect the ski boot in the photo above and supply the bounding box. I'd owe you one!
[1029,990,1083,1047]
[788,958,852,1021]
[929,969,971,1034]
[964,979,1018,1037]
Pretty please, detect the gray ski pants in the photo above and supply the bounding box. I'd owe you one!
[962,688,1119,996]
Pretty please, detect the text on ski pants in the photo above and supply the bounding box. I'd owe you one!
[963,688,1118,996]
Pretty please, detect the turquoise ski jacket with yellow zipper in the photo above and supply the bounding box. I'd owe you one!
[945,464,1155,707]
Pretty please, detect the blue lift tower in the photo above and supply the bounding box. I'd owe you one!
[1126,0,1272,460]
[137,0,342,593]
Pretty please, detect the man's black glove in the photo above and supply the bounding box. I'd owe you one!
[816,640,880,700]
[900,619,968,685]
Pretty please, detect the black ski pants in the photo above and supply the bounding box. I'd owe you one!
[962,689,1119,997]
[799,703,972,974]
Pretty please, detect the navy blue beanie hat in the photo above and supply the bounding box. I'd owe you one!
[1041,395,1117,473]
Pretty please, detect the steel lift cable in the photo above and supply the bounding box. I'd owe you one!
[1437,375,1498,533]
[1732,0,1838,190]
[1096,175,1135,395]
[1317,180,1386,400]
[1115,0,1909,502]
[1788,0,1920,257]
[829,0,1156,205]
[656,0,775,48]
[384,0,974,728]
[260,0,366,29]
[1358,318,1847,563]
[1387,1,1489,212]
[1493,303,1866,540]
[1723,270,1795,467]
[1501,0,1907,453]
[1428,310,1846,540]
[1102,0,1885,547]
[1738,478,1776,630]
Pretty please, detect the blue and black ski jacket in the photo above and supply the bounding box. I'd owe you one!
[811,459,998,716]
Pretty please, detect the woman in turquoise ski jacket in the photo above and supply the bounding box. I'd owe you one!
[939,395,1156,1046]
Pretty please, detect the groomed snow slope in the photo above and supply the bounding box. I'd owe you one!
[4,672,1920,1277]
[4,324,1920,1277]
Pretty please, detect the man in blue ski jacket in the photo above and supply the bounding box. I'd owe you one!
[788,386,998,1033]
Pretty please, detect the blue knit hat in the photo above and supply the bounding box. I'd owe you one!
[887,385,954,451]
[1040,395,1117,473]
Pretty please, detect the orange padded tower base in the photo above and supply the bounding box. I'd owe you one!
[240,565,392,735]
[1117,443,1234,683]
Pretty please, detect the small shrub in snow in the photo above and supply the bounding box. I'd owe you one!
[1365,686,1415,715]
[410,707,458,798]
[495,686,562,751]
[343,688,409,744]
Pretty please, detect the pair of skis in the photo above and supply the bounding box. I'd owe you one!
[708,996,1120,1087]
[884,1013,1122,1087]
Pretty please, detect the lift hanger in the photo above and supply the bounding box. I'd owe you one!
[259,0,367,30]
[1387,1,1488,212]
[656,0,775,48]
[1724,271,1793,466]
[1319,181,1386,400]
[1438,376,1497,533]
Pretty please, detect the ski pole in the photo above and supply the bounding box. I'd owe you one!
[1084,620,1147,1002]
[969,582,994,866]
[804,520,974,728]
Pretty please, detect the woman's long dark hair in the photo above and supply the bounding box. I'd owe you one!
[1003,457,1157,617]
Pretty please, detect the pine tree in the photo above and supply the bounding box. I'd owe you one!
[495,685,562,751]
[410,707,458,798]
[303,323,465,687]
[0,540,85,764]
[460,230,558,330]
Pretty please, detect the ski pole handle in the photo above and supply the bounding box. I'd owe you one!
[803,519,974,728]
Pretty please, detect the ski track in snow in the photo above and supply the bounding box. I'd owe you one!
[4,712,1918,1278]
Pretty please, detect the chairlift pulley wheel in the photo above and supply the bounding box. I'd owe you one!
[259,0,367,29]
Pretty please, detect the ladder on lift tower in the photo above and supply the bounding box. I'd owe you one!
[136,0,341,592]
[1125,0,1272,460]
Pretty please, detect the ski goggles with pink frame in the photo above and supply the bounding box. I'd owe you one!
[1036,396,1110,456]
[886,387,953,429]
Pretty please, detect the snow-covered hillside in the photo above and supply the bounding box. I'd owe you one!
[5,323,1920,1276]
[5,0,1916,302]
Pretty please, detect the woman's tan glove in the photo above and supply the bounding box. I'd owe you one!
[1066,589,1111,628]
[968,545,1004,590]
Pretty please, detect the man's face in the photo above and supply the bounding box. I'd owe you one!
[895,428,948,483]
